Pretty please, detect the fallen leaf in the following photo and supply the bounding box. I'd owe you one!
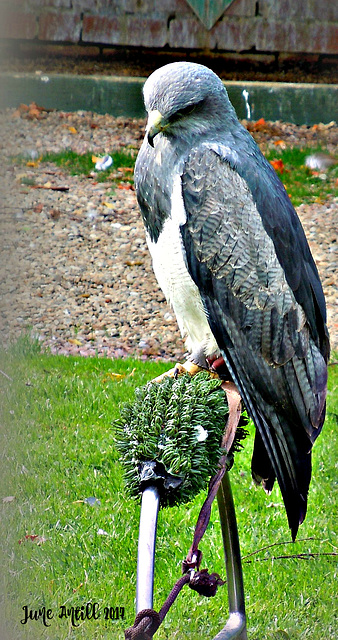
[26,156,42,167]
[273,140,287,148]
[270,159,285,173]
[72,570,88,592]
[102,201,115,209]
[29,108,42,119]
[118,167,133,173]
[68,126,78,134]
[117,183,134,190]
[27,103,49,120]
[13,102,49,120]
[253,117,266,130]
[73,570,89,592]
[50,208,61,219]
[125,260,144,266]
[102,372,125,381]
[18,534,47,545]
[68,338,82,346]
[16,103,29,114]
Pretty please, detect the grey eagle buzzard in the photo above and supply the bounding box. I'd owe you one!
[134,62,329,540]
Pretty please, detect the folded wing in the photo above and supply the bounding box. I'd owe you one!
[180,144,329,539]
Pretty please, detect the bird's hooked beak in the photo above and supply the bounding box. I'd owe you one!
[146,110,167,147]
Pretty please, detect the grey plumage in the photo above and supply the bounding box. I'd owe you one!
[135,62,329,539]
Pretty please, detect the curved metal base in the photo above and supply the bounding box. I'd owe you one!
[212,612,247,640]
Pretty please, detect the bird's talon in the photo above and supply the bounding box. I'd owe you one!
[151,363,186,383]
[181,361,205,376]
[151,361,213,384]
[174,364,182,379]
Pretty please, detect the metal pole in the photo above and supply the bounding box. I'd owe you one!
[136,485,160,613]
[213,471,247,640]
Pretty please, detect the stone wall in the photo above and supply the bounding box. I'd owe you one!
[1,0,337,55]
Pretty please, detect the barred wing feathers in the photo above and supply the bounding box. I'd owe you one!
[180,145,328,539]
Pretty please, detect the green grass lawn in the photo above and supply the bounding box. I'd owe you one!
[16,144,337,207]
[41,149,136,184]
[0,338,337,640]
[264,146,338,206]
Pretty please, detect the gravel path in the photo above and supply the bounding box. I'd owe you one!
[0,108,337,360]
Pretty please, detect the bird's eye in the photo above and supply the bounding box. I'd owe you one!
[168,99,204,123]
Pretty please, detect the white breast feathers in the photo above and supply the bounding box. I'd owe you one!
[146,173,219,357]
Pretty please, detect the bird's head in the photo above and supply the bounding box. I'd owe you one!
[143,62,236,147]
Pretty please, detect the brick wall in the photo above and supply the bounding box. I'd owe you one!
[1,0,337,55]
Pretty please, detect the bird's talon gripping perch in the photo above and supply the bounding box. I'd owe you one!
[173,362,187,378]
[151,360,216,383]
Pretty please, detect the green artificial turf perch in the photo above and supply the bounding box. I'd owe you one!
[115,372,248,508]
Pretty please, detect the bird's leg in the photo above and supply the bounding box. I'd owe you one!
[187,346,210,370]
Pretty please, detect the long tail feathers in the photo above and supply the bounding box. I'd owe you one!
[219,348,314,539]
[251,413,312,540]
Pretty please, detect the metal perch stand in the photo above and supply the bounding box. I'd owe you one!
[136,473,247,639]
[214,471,247,640]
